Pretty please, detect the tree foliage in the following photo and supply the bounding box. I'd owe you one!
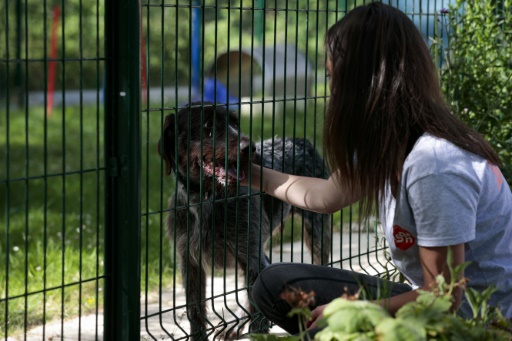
[0,0,104,91]
[142,0,359,87]
[0,0,361,92]
[434,0,512,183]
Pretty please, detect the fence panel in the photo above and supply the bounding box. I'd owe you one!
[1,0,108,339]
[139,1,428,339]
[1,0,510,340]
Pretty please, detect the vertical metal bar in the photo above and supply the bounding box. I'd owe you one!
[156,1,173,336]
[171,1,186,337]
[292,1,301,263]
[271,2,280,263]
[235,0,244,331]
[3,0,11,336]
[104,0,141,340]
[282,1,291,261]
[23,0,29,333]
[314,0,327,264]
[59,0,67,336]
[142,2,153,338]
[78,1,85,335]
[15,0,23,108]
[254,0,263,44]
[303,1,310,264]
[192,1,201,92]
[94,0,102,337]
[209,0,224,329]
[257,0,267,267]
[42,0,49,338]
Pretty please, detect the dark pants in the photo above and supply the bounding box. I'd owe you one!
[251,263,412,336]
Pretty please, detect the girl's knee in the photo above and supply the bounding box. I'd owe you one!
[251,263,289,308]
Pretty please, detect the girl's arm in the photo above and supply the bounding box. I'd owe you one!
[379,243,465,315]
[243,164,360,214]
[308,244,465,329]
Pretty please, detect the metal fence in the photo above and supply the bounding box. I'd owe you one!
[1,0,510,340]
[1,0,111,340]
[138,1,397,339]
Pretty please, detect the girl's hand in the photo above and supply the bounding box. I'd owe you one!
[307,304,328,329]
[240,164,261,188]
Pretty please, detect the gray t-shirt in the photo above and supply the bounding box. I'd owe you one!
[381,133,512,318]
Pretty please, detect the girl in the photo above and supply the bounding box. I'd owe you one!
[242,2,512,336]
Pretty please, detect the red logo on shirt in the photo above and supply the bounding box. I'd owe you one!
[393,225,416,251]
[488,160,503,190]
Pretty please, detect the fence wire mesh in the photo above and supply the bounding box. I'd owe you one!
[1,0,510,340]
[140,0,453,339]
[1,0,106,339]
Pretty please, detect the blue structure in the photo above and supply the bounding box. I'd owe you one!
[202,77,238,105]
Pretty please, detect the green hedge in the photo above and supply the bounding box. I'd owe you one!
[434,0,512,184]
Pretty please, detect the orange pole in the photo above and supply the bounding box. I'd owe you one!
[47,6,60,116]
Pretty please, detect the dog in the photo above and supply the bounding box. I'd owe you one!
[159,102,331,340]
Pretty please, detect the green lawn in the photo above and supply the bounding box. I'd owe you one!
[0,104,105,336]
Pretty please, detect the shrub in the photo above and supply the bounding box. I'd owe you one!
[434,0,512,184]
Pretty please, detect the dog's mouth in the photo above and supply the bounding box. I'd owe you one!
[200,157,246,184]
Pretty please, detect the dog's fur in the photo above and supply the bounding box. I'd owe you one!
[159,102,331,340]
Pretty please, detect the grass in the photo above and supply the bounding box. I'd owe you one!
[0,104,105,337]
[1,99,361,337]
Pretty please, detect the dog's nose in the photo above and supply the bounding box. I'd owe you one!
[240,139,256,155]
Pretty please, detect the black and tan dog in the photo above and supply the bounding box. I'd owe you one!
[159,102,331,340]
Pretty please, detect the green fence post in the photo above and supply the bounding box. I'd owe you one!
[104,0,141,340]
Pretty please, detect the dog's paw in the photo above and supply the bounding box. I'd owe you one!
[213,323,243,340]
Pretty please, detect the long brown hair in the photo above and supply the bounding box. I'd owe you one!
[323,2,501,221]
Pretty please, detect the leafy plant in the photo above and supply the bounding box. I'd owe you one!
[249,287,316,341]
[315,253,511,340]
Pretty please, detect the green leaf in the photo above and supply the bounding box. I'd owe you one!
[315,330,374,341]
[322,299,389,333]
[248,334,300,341]
[397,290,452,322]
[464,286,498,320]
[288,307,313,320]
[375,318,427,341]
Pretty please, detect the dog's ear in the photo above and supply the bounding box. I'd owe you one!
[158,114,176,176]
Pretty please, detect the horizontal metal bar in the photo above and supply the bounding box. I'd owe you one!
[0,275,107,303]
[0,57,107,63]
[142,3,435,17]
[1,167,107,185]
[140,95,331,114]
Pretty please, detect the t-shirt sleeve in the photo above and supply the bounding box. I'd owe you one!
[407,173,480,247]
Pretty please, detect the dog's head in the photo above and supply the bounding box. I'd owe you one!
[158,102,255,193]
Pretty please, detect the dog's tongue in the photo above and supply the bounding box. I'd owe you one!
[228,166,245,181]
